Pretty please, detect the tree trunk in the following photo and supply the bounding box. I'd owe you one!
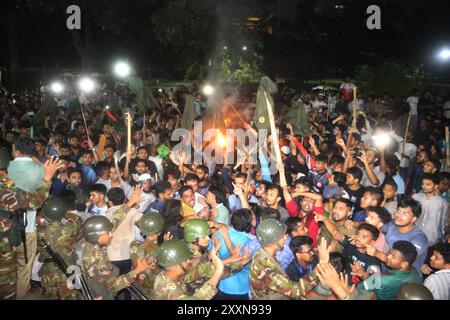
[6,0,20,90]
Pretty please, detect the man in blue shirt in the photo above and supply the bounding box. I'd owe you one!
[286,236,319,281]
[368,197,428,275]
[213,209,255,300]
[79,149,97,192]
[277,217,310,270]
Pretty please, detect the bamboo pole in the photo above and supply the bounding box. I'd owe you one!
[352,87,357,128]
[446,126,450,171]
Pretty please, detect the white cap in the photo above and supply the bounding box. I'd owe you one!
[138,173,152,182]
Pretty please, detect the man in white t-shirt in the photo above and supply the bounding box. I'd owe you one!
[406,91,419,131]
[87,184,109,217]
[105,188,143,286]
[390,130,417,182]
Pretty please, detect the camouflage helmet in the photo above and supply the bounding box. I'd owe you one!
[397,283,434,300]
[42,197,67,221]
[184,219,211,243]
[157,240,193,268]
[139,213,164,236]
[83,216,113,244]
[256,218,286,246]
[0,147,12,170]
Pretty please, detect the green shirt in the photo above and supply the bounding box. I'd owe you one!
[215,203,230,225]
[358,268,420,300]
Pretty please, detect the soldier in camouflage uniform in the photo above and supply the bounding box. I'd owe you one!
[130,213,165,299]
[81,186,153,300]
[37,196,83,300]
[153,239,224,300]
[249,218,322,300]
[182,219,250,294]
[0,153,61,300]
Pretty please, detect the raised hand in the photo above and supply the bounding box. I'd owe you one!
[318,237,330,264]
[134,257,152,274]
[420,264,433,275]
[365,244,377,257]
[43,156,64,182]
[128,185,144,207]
[350,262,367,279]
[163,232,173,241]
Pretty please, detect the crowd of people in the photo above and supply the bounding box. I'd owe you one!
[0,75,449,301]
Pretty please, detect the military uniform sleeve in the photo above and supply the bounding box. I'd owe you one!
[183,262,215,284]
[82,244,137,293]
[104,270,137,293]
[110,205,131,232]
[189,281,218,300]
[251,256,312,299]
[27,180,52,209]
[222,261,243,278]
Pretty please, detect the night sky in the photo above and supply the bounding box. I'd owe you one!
[1,0,450,86]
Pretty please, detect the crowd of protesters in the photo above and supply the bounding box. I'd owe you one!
[0,75,449,301]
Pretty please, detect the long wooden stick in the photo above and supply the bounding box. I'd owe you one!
[230,104,247,128]
[127,112,132,154]
[264,91,284,184]
[446,126,450,171]
[352,87,357,128]
[402,112,411,154]
[97,134,107,159]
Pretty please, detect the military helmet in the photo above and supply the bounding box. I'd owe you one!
[184,219,211,243]
[83,216,113,243]
[0,147,12,170]
[157,240,193,268]
[397,282,434,300]
[42,197,68,221]
[139,213,164,236]
[256,218,286,246]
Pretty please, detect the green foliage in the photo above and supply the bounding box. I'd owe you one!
[355,62,429,99]
[219,52,263,82]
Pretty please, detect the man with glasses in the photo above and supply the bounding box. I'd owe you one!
[365,197,428,274]
[286,236,318,281]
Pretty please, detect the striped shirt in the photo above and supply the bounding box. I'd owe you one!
[424,269,450,300]
[412,193,448,246]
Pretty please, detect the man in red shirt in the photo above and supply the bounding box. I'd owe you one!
[284,191,325,247]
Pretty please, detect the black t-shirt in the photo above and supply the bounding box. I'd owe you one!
[342,237,381,272]
[284,155,309,176]
[343,184,365,210]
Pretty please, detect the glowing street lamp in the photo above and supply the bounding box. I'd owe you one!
[202,84,214,96]
[242,46,248,51]
[79,77,96,93]
[438,48,450,61]
[372,132,391,148]
[114,61,131,78]
[51,82,64,94]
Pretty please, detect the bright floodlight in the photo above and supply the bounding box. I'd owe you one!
[373,132,391,148]
[79,77,95,93]
[438,48,450,61]
[51,82,64,94]
[203,84,214,96]
[223,46,228,50]
[242,46,248,51]
[114,61,131,78]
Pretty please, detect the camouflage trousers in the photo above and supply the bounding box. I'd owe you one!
[0,237,17,300]
[40,264,80,300]
[16,231,37,298]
